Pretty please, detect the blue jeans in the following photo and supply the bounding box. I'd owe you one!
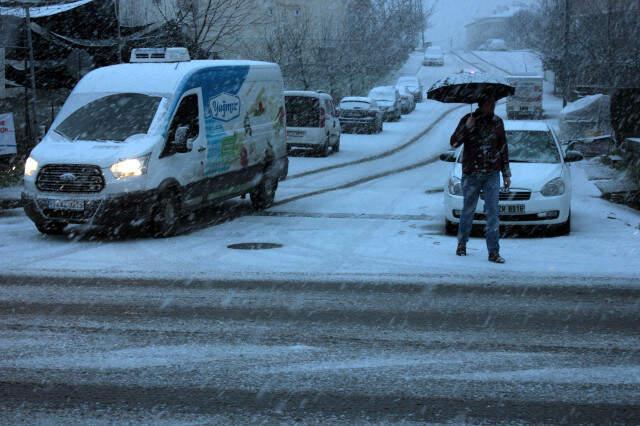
[458,172,500,253]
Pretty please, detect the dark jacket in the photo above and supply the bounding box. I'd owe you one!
[450,110,511,177]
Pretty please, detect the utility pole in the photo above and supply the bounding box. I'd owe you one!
[563,0,571,107]
[24,5,39,143]
[114,0,122,63]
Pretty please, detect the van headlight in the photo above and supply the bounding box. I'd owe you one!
[541,177,565,196]
[110,154,150,179]
[24,157,39,177]
[448,176,462,196]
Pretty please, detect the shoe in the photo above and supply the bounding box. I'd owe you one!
[488,252,505,263]
[456,243,467,256]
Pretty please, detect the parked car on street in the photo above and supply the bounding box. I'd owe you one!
[423,46,445,66]
[396,75,423,102]
[22,48,289,237]
[398,87,416,114]
[441,121,583,236]
[506,74,544,119]
[368,86,402,122]
[285,90,341,156]
[337,97,383,134]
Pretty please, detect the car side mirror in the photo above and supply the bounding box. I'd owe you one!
[564,150,584,163]
[173,126,191,153]
[439,151,457,162]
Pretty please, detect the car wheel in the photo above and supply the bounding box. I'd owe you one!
[445,220,458,236]
[319,138,330,157]
[35,221,67,235]
[556,212,571,236]
[251,175,277,210]
[152,191,180,238]
[333,134,340,152]
[378,121,384,133]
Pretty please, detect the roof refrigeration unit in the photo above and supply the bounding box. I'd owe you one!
[130,48,191,63]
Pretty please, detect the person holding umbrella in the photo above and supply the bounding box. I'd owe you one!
[428,72,515,263]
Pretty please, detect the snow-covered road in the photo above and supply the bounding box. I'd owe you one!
[1,52,639,285]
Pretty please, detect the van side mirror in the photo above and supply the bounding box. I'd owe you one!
[173,126,191,153]
[439,151,457,162]
[564,150,584,163]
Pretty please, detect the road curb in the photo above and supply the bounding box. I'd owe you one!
[2,273,639,298]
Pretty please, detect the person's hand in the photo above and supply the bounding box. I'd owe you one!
[503,176,511,189]
[465,115,475,128]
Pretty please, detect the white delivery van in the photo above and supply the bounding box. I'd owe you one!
[284,90,341,156]
[22,48,288,236]
[507,74,544,119]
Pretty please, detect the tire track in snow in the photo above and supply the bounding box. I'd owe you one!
[286,104,463,180]
[276,105,467,206]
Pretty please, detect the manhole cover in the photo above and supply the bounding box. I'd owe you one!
[227,242,283,250]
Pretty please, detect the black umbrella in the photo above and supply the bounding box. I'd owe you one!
[427,71,515,104]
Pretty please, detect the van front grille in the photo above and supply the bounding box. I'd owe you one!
[37,164,105,193]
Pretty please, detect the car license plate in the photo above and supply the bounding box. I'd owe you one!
[48,199,84,211]
[288,130,305,137]
[500,204,525,214]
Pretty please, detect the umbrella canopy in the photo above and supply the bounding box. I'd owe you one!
[427,71,515,104]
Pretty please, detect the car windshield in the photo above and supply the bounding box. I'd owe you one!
[55,93,162,142]
[507,130,561,163]
[426,47,442,55]
[285,96,320,127]
[340,101,371,110]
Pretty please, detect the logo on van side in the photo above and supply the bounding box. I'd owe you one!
[209,93,241,122]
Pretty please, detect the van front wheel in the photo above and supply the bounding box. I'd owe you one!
[251,176,277,210]
[152,191,179,238]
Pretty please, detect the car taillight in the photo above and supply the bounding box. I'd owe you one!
[319,107,326,128]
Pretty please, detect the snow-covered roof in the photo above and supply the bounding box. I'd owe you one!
[74,60,276,96]
[370,86,396,93]
[562,94,608,115]
[340,97,372,103]
[504,120,550,132]
[0,0,94,18]
[284,90,331,99]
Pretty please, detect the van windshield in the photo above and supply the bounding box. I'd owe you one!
[55,93,162,142]
[285,96,320,127]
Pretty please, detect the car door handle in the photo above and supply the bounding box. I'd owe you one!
[198,147,206,152]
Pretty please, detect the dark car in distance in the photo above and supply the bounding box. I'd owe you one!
[337,97,384,134]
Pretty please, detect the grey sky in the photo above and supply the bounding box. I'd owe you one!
[425,0,535,49]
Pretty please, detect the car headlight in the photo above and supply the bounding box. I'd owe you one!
[448,176,462,196]
[110,154,150,179]
[24,157,38,177]
[541,177,565,197]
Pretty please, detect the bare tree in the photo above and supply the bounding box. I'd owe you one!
[155,0,257,59]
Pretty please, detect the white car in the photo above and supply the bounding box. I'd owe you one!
[368,86,402,122]
[396,76,423,102]
[397,87,416,114]
[441,121,583,236]
[423,46,444,66]
[285,91,341,156]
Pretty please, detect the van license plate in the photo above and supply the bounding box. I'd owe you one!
[500,204,525,214]
[48,199,84,211]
